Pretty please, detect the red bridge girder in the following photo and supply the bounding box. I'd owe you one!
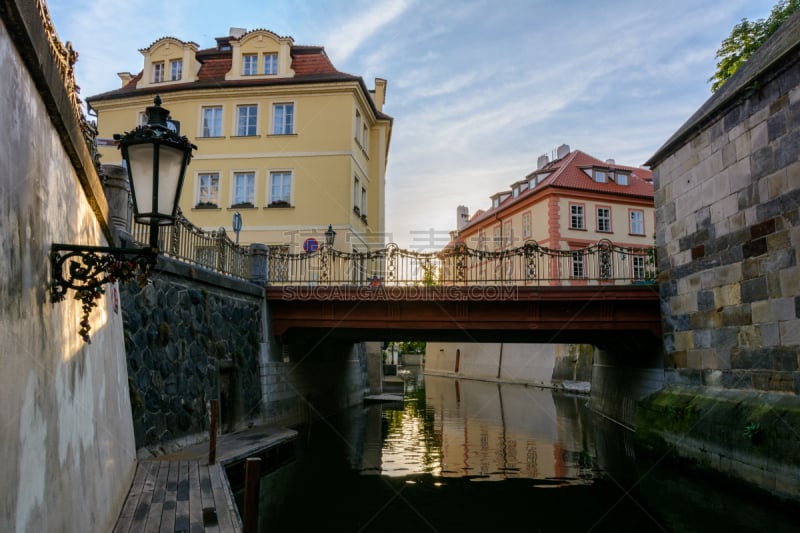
[264,285,662,349]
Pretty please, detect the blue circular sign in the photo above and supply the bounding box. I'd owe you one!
[303,238,319,253]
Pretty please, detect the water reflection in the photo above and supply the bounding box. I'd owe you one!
[365,374,598,485]
[251,372,800,532]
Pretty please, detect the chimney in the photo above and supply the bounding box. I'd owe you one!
[606,158,615,165]
[117,72,133,87]
[229,27,247,38]
[556,144,570,159]
[457,205,469,230]
[537,154,549,169]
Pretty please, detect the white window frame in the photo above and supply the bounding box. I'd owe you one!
[570,203,585,230]
[243,54,258,75]
[629,209,645,235]
[522,212,531,239]
[201,106,223,137]
[594,169,607,183]
[197,172,220,206]
[263,53,278,75]
[353,177,360,214]
[272,103,294,135]
[361,187,367,217]
[269,171,292,205]
[362,123,369,151]
[597,207,611,233]
[571,251,585,278]
[236,104,258,136]
[632,255,646,280]
[152,61,164,83]
[170,59,182,81]
[616,173,629,186]
[232,172,256,206]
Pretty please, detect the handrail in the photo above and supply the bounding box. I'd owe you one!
[266,239,657,286]
[132,211,252,279]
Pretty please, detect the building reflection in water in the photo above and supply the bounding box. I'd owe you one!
[357,374,598,486]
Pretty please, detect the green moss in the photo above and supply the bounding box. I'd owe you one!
[636,387,800,465]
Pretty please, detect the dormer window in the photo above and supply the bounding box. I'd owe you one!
[512,187,519,198]
[594,169,607,183]
[152,61,164,83]
[243,54,258,75]
[263,53,278,75]
[170,59,182,81]
[616,172,629,186]
[492,197,500,209]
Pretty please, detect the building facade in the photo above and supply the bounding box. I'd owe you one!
[451,145,655,282]
[87,27,392,253]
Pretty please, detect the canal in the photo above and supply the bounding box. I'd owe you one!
[242,373,798,532]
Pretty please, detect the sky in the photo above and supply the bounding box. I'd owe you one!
[49,0,775,249]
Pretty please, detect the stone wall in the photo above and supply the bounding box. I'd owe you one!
[644,12,800,499]
[121,259,264,451]
[649,13,800,391]
[0,2,136,531]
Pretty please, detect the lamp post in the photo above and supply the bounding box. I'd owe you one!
[51,95,196,342]
[324,224,336,248]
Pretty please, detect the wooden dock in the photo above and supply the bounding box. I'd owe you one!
[113,426,297,533]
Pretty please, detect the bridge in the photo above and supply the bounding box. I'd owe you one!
[264,241,662,349]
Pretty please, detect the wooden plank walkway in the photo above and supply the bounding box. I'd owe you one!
[113,426,297,533]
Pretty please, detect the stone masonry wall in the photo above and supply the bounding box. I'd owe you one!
[653,43,800,392]
[121,259,264,450]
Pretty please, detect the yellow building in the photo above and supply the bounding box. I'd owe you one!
[87,27,392,253]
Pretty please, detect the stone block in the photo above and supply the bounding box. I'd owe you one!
[750,117,769,150]
[767,111,787,142]
[767,271,783,299]
[693,329,712,348]
[691,310,723,330]
[712,327,739,352]
[722,304,752,326]
[743,237,767,258]
[767,229,791,253]
[771,349,799,371]
[713,284,742,307]
[740,277,768,303]
[753,370,795,393]
[776,129,800,170]
[686,348,702,368]
[721,368,753,389]
[771,298,796,321]
[779,266,800,296]
[731,348,770,369]
[760,322,780,347]
[722,141,738,169]
[788,160,800,191]
[738,324,761,348]
[752,300,772,323]
[751,145,775,180]
[674,330,694,351]
[779,319,800,345]
[697,289,715,311]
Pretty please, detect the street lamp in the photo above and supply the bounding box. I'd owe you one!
[324,224,336,247]
[50,95,196,342]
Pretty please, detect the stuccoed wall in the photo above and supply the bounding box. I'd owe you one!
[0,3,136,531]
[120,260,264,451]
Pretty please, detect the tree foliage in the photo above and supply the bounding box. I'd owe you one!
[709,0,799,92]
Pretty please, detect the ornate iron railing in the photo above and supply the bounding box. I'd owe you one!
[266,239,657,286]
[132,212,252,278]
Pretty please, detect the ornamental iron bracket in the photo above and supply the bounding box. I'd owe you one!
[50,244,156,343]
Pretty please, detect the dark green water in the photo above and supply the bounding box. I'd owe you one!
[244,373,799,532]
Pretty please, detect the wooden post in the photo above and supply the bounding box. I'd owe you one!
[243,457,262,533]
[209,399,218,465]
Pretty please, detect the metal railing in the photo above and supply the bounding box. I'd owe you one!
[132,212,251,279]
[266,240,657,286]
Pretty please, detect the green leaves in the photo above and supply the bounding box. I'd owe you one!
[709,0,799,92]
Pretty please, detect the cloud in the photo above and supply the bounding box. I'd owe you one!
[323,0,414,63]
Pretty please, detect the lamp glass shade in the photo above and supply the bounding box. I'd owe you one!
[127,142,186,225]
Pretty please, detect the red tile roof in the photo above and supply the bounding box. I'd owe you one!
[460,149,653,231]
[87,36,388,124]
